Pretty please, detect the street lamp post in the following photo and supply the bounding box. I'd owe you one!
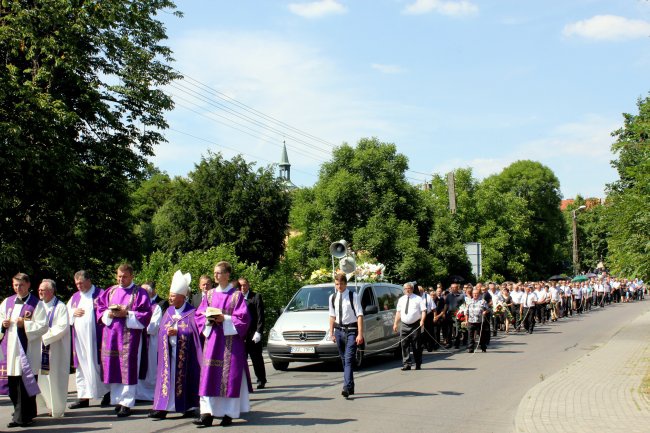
[572,205,587,275]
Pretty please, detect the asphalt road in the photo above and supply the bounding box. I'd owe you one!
[2,300,648,433]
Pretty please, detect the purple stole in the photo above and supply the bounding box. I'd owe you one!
[196,288,252,398]
[69,287,104,370]
[0,294,41,396]
[40,297,60,374]
[153,303,202,412]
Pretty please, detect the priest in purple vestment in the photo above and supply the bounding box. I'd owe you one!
[149,270,202,420]
[193,261,252,427]
[97,263,152,418]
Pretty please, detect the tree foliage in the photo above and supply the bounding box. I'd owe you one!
[151,152,291,269]
[290,137,453,284]
[606,94,650,279]
[0,0,181,294]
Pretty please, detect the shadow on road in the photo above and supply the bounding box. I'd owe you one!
[244,410,355,426]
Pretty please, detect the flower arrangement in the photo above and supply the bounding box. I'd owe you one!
[493,301,513,321]
[353,262,386,282]
[309,268,332,284]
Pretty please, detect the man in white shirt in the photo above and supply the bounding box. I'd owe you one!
[572,283,583,314]
[328,273,364,398]
[36,279,70,418]
[520,286,537,334]
[549,284,561,322]
[510,284,523,329]
[393,282,426,371]
[418,285,435,352]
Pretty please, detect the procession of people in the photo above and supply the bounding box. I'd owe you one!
[0,263,645,427]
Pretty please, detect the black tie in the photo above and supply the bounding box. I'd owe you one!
[338,292,343,325]
[405,296,410,314]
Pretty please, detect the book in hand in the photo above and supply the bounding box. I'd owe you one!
[205,307,223,318]
[109,304,122,311]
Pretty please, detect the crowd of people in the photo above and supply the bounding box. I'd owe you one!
[415,277,646,356]
[0,261,266,428]
[1,263,645,425]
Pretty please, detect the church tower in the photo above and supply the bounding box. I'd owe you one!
[279,141,291,182]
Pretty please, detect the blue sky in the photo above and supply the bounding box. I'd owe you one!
[154,0,650,199]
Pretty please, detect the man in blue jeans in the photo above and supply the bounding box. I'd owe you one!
[328,273,364,399]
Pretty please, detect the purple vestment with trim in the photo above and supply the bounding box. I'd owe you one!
[195,288,252,397]
[152,302,202,412]
[97,285,152,385]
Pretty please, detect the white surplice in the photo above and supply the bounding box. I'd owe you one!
[0,294,48,376]
[38,298,71,417]
[135,302,162,401]
[67,286,108,399]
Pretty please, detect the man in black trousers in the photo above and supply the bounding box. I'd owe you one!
[238,277,267,389]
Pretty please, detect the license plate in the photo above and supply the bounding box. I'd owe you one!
[290,346,315,354]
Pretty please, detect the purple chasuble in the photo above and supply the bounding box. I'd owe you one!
[0,294,40,395]
[153,303,202,412]
[97,285,152,385]
[196,287,252,397]
[69,287,104,369]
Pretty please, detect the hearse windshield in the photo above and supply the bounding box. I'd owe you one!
[286,285,359,312]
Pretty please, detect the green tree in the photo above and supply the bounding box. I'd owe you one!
[484,160,567,280]
[0,0,181,294]
[290,137,437,283]
[152,152,291,268]
[606,94,650,279]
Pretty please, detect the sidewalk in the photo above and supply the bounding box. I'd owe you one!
[514,306,650,433]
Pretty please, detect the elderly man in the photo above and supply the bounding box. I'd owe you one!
[194,261,251,427]
[97,263,152,417]
[149,270,202,420]
[393,282,426,371]
[37,279,70,418]
[68,270,109,409]
[192,275,213,307]
[0,273,48,428]
[136,281,165,401]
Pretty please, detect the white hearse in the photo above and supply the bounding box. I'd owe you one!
[267,282,403,371]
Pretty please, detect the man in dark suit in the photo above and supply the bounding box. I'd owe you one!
[238,278,267,389]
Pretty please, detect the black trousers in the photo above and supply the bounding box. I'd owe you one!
[8,375,37,424]
[400,322,422,367]
[245,339,267,383]
[523,307,535,333]
[467,321,487,351]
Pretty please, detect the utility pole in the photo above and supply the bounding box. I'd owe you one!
[572,205,587,275]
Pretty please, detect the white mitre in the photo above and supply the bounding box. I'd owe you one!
[170,270,191,297]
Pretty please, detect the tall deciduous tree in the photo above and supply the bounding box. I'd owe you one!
[0,0,181,292]
[152,152,291,269]
[290,137,439,283]
[484,160,567,280]
[606,94,650,279]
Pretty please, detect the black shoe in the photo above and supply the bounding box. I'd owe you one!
[349,387,355,395]
[100,392,111,407]
[182,409,198,418]
[193,413,213,427]
[117,406,131,418]
[467,349,474,353]
[481,348,486,353]
[256,380,267,390]
[220,415,233,427]
[114,404,122,413]
[7,421,33,428]
[148,410,167,419]
[454,345,460,349]
[341,388,349,398]
[415,364,421,370]
[401,365,411,371]
[68,399,90,409]
[444,344,452,349]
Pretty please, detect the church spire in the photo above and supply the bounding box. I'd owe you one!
[279,141,291,181]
